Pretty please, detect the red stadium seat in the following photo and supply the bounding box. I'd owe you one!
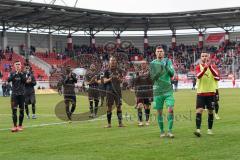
[34,52,78,68]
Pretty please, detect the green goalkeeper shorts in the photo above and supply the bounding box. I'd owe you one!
[153,93,175,110]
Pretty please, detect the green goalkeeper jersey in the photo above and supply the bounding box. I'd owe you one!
[150,58,175,96]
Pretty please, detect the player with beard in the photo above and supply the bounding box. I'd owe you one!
[24,65,37,119]
[194,52,220,137]
[85,64,100,118]
[150,46,175,138]
[101,56,125,128]
[133,61,153,126]
[58,66,78,121]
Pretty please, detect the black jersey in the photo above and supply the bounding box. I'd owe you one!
[104,68,124,95]
[85,70,99,88]
[8,71,26,96]
[24,72,36,95]
[134,69,153,99]
[61,73,77,96]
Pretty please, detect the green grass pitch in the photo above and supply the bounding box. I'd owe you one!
[0,89,240,160]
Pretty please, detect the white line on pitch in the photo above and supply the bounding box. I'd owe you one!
[0,114,56,117]
[0,117,108,131]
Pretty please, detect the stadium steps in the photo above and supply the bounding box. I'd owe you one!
[28,55,51,76]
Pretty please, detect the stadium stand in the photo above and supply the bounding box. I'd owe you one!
[34,52,78,70]
[0,51,48,81]
[56,42,240,79]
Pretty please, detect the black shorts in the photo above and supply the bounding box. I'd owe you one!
[25,94,36,105]
[137,98,151,105]
[88,88,100,100]
[106,91,122,107]
[64,95,76,104]
[196,95,215,110]
[11,95,25,109]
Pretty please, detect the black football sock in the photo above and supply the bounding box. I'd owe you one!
[65,105,71,120]
[89,100,93,114]
[145,108,150,122]
[208,113,214,129]
[94,99,99,115]
[19,109,24,126]
[117,110,123,124]
[25,104,29,116]
[196,113,202,129]
[32,104,36,114]
[137,109,143,122]
[70,104,76,114]
[12,108,17,127]
[215,102,219,114]
[107,111,112,124]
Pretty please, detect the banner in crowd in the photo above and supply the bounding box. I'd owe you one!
[205,33,225,43]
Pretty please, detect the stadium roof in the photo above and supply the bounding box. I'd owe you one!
[0,0,240,34]
[16,0,240,14]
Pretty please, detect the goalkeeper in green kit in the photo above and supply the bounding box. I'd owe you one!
[150,46,175,138]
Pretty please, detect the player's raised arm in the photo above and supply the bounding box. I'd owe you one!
[195,63,208,79]
[85,73,94,85]
[165,59,174,77]
[103,70,112,84]
[150,62,161,82]
[96,75,104,84]
[214,76,220,81]
[196,53,209,79]
[149,63,155,80]
[8,72,15,82]
[116,69,124,83]
[72,73,78,83]
[29,75,37,86]
[209,64,219,77]
[85,73,90,85]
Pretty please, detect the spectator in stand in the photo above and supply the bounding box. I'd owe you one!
[9,64,12,72]
[172,74,179,92]
[0,51,2,62]
[37,74,43,81]
[192,77,197,90]
[49,65,56,75]
[56,53,60,60]
[2,82,6,96]
[62,54,66,60]
[4,64,9,72]
[6,82,11,96]
[48,41,240,83]
[8,52,13,61]
[0,70,3,79]
[45,51,49,58]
